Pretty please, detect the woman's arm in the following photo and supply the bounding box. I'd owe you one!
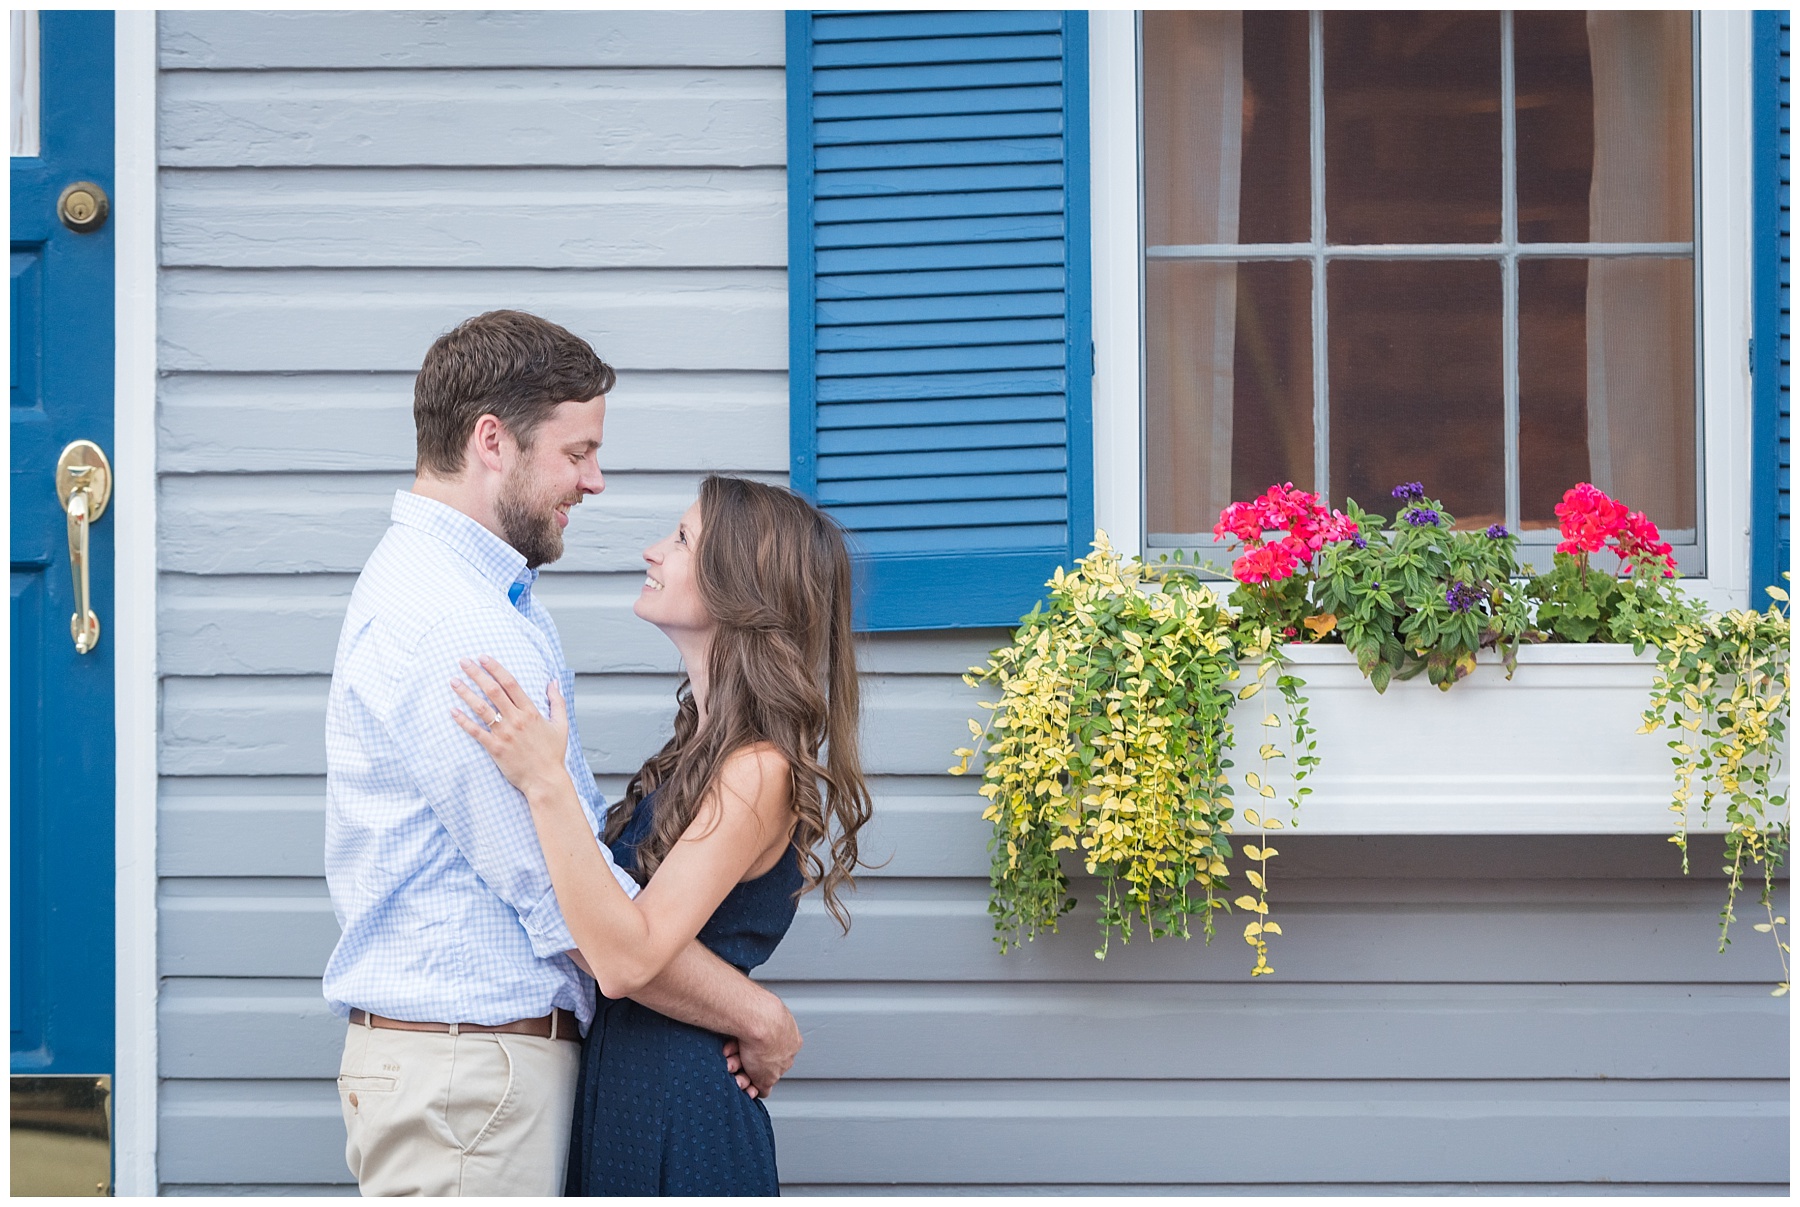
[451,655,793,1001]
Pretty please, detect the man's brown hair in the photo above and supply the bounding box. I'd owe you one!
[413,310,616,476]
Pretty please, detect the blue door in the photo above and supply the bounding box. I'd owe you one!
[11,10,116,1080]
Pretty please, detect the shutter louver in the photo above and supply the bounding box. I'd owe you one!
[1753,12,1790,599]
[788,10,1092,631]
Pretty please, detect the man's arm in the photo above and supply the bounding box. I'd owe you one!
[569,941,800,1097]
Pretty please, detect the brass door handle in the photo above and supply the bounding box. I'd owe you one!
[55,440,112,654]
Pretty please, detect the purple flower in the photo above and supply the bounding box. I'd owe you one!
[1445,581,1481,613]
[1391,482,1426,502]
[1486,523,1509,539]
[1404,508,1441,527]
[1351,534,1369,549]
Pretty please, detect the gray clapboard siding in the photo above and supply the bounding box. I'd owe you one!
[160,268,787,373]
[160,670,979,778]
[158,873,1783,985]
[158,776,983,879]
[159,978,1785,1082]
[161,167,787,269]
[158,11,786,70]
[157,470,774,575]
[160,68,785,169]
[783,1185,1790,1197]
[158,369,788,474]
[157,580,981,681]
[153,1075,1788,1188]
[763,1080,1789,1186]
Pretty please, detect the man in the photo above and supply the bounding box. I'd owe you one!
[323,310,801,1196]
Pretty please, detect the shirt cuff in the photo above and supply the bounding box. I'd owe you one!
[520,886,578,959]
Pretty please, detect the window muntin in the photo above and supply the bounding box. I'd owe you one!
[1141,11,1700,570]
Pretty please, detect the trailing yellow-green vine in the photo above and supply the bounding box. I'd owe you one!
[951,535,1312,971]
[1640,588,1791,996]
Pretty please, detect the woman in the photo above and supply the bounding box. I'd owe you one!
[451,474,871,1196]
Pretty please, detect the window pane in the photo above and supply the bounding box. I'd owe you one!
[1146,260,1313,537]
[1328,260,1503,525]
[1516,12,1693,245]
[1513,12,1594,243]
[1519,257,1696,533]
[1143,11,1310,247]
[1324,12,1501,245]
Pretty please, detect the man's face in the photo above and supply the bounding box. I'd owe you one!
[495,395,606,569]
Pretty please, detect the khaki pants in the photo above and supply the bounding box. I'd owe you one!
[337,1021,580,1197]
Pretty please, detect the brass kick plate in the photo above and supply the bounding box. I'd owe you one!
[11,1075,111,1196]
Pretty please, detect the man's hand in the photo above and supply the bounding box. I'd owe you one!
[721,996,801,1098]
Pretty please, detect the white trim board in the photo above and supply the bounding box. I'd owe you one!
[1090,11,1757,615]
[1089,8,1143,557]
[113,9,159,1195]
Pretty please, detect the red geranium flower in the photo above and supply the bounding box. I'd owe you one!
[1554,482,1628,555]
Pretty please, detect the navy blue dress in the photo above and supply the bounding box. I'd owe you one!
[566,788,801,1197]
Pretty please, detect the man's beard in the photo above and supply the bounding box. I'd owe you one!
[495,464,568,569]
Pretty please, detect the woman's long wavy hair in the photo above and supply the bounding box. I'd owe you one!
[605,475,872,930]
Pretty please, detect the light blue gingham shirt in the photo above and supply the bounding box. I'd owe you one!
[322,490,638,1032]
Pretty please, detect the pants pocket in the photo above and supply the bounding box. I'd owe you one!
[445,1035,517,1156]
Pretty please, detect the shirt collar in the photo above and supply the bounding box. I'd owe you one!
[390,490,537,608]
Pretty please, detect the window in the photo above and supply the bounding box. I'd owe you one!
[1135,12,1708,573]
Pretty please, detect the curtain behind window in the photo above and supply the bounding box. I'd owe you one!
[1585,11,1695,531]
[1143,11,1244,532]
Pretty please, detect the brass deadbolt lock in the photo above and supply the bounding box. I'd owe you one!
[57,181,109,233]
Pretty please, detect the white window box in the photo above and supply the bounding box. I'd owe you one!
[1238,642,1782,835]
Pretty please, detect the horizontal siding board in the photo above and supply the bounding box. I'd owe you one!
[159,1081,350,1184]
[152,1077,1788,1188]
[157,587,994,680]
[158,370,788,474]
[157,979,1786,1082]
[161,167,786,269]
[160,69,785,168]
[158,11,785,69]
[766,1081,1787,1185]
[157,874,1789,984]
[160,672,980,778]
[159,268,786,373]
[156,472,750,575]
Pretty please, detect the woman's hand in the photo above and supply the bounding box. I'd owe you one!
[451,655,571,800]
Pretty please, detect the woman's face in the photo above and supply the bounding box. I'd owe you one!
[634,500,713,637]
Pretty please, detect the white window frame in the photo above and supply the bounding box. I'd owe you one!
[1091,9,1755,615]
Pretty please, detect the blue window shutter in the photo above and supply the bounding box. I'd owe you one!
[1752,12,1790,600]
[787,10,1093,631]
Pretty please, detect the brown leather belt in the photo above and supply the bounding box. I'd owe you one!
[350,1007,580,1043]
